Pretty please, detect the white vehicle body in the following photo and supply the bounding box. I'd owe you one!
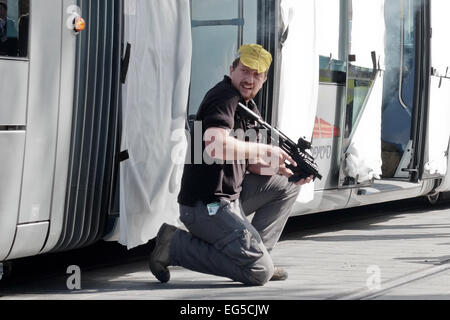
[1,0,449,272]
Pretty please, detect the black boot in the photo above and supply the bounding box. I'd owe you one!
[270,267,288,281]
[149,223,178,283]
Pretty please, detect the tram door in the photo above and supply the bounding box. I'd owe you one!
[0,0,78,260]
[380,0,420,181]
[339,0,426,187]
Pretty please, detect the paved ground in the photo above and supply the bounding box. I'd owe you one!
[1,197,450,300]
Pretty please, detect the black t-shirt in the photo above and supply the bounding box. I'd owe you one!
[178,76,261,206]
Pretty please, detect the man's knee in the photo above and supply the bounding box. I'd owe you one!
[218,229,274,286]
[280,175,301,195]
[242,256,274,286]
[267,174,301,198]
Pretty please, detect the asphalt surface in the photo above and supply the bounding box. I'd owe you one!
[1,196,450,301]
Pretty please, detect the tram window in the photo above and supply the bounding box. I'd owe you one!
[316,0,347,85]
[344,65,374,138]
[193,0,241,22]
[189,0,258,116]
[0,0,29,58]
[190,25,240,115]
[319,55,346,84]
[380,0,417,177]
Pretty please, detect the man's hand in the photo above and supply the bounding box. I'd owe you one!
[270,146,297,169]
[247,145,293,176]
[277,163,314,186]
[252,145,295,176]
[277,163,294,179]
[293,175,314,186]
[269,147,314,185]
[204,129,314,186]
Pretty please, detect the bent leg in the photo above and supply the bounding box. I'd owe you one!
[170,200,274,286]
[240,174,301,252]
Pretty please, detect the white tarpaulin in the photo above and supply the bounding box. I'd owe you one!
[344,73,384,182]
[120,0,192,249]
[278,0,319,202]
[426,1,450,178]
[343,0,385,183]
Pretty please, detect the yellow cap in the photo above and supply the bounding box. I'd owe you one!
[238,44,273,74]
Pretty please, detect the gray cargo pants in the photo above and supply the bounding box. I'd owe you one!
[170,173,301,286]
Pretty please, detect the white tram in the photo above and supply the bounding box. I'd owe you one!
[1,0,449,278]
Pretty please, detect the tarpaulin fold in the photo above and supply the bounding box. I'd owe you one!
[120,0,192,249]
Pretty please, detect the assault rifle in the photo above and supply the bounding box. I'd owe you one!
[238,103,322,183]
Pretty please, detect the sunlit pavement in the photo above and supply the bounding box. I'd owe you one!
[1,199,450,300]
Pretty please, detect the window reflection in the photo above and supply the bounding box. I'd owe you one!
[189,0,258,116]
[0,0,29,58]
[344,65,375,138]
[381,0,417,178]
[319,55,346,84]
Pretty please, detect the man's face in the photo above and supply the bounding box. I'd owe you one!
[230,61,267,102]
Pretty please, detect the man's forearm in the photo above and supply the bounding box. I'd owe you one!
[222,136,267,162]
[204,128,269,162]
[247,163,277,176]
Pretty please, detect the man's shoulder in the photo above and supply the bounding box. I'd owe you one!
[206,76,240,100]
[200,77,241,112]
